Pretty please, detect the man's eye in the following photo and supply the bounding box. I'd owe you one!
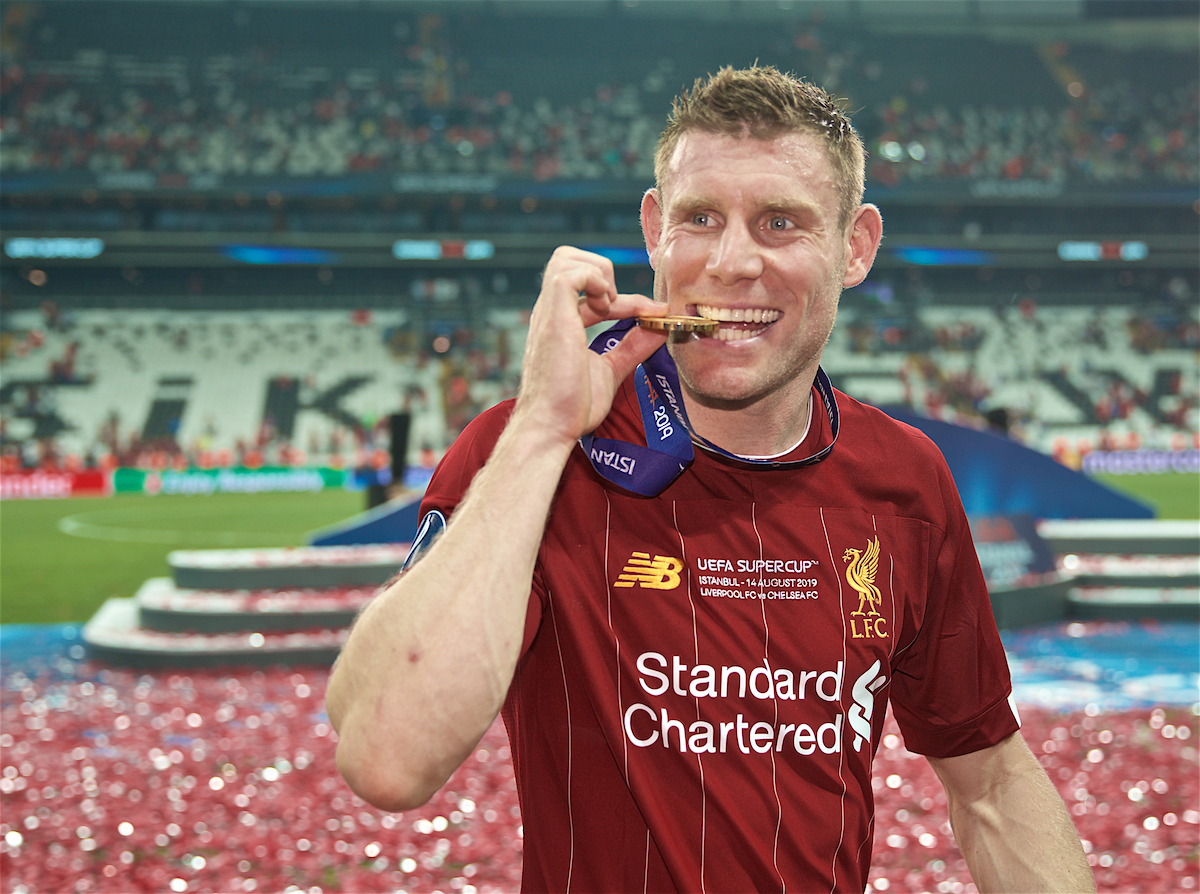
[767,216,792,231]
[692,213,710,226]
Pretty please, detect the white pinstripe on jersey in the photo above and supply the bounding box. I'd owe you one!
[669,500,709,894]
[750,502,788,893]
[819,506,851,894]
[548,592,576,892]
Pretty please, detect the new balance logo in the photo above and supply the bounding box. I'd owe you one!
[615,552,683,590]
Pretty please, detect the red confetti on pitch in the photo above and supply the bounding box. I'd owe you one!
[867,706,1199,894]
[1,665,521,893]
[1,663,1196,893]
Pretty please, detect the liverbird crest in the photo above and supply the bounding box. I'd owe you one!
[843,535,882,617]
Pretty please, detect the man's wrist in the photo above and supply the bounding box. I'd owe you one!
[504,399,588,460]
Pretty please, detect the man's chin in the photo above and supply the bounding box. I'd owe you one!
[675,367,772,410]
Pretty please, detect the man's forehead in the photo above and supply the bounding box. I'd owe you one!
[661,130,838,208]
[667,128,832,171]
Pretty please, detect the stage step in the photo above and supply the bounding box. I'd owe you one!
[169,543,411,590]
[1031,523,1200,623]
[987,575,1073,630]
[135,577,374,634]
[1068,587,1200,622]
[82,598,347,668]
[1039,519,1199,555]
[83,543,410,667]
[1060,553,1200,589]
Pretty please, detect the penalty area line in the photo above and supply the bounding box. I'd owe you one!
[56,515,282,546]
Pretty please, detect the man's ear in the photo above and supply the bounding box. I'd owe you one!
[641,188,663,270]
[843,203,883,289]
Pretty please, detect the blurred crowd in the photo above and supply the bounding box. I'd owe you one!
[0,300,523,477]
[3,298,1196,476]
[1,6,1195,188]
[839,296,1199,458]
[867,87,1196,187]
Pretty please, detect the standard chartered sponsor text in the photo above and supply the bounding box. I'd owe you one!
[624,652,856,756]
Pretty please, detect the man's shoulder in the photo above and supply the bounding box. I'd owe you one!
[833,388,921,432]
[832,389,948,467]
[435,399,517,477]
[468,399,518,437]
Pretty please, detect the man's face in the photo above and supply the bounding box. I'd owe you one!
[642,130,876,413]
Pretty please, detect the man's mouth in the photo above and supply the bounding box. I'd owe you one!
[692,305,781,342]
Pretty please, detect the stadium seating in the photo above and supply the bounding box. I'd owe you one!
[825,301,1198,458]
[0,308,466,469]
[2,302,1194,472]
[2,4,1195,189]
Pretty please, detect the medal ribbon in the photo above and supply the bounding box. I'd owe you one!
[580,318,840,496]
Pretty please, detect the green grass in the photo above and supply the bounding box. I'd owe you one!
[1093,471,1200,520]
[1,489,367,625]
[1,473,1195,626]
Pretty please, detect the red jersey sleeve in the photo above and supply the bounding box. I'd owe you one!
[418,401,515,517]
[886,435,1021,758]
[413,400,546,659]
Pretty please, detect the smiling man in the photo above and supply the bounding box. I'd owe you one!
[327,66,1093,894]
[642,96,880,457]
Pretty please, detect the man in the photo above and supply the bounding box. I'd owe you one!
[327,66,1093,893]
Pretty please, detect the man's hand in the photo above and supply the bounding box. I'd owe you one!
[515,246,667,449]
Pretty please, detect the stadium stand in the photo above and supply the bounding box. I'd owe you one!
[1,3,1195,188]
[1,0,1196,480]
[0,306,524,470]
[2,300,1195,473]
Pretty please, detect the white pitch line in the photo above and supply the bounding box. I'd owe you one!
[57,514,288,546]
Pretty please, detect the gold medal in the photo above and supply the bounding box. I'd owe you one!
[636,315,719,333]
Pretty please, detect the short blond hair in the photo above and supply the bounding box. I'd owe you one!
[654,65,865,229]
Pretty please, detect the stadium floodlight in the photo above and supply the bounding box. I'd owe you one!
[1057,241,1149,262]
[393,240,443,260]
[392,239,495,260]
[5,237,105,259]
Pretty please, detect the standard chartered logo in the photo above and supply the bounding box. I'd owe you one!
[614,552,683,590]
[848,659,888,752]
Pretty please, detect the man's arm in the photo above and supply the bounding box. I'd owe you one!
[928,730,1095,893]
[325,247,667,813]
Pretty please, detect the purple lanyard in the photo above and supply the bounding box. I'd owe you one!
[581,319,840,496]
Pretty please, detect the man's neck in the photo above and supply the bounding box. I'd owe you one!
[682,377,816,458]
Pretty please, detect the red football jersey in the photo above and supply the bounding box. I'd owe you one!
[417,373,1019,893]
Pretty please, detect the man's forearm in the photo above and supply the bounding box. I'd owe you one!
[326,413,575,812]
[932,733,1095,893]
[326,246,666,813]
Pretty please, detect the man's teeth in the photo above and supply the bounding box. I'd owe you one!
[694,305,779,341]
[694,306,781,324]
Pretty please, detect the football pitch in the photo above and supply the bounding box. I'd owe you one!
[1,488,365,625]
[0,473,1196,625]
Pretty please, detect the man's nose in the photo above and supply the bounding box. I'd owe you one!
[705,224,763,284]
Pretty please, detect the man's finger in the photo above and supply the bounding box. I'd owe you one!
[579,292,663,327]
[597,325,668,387]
